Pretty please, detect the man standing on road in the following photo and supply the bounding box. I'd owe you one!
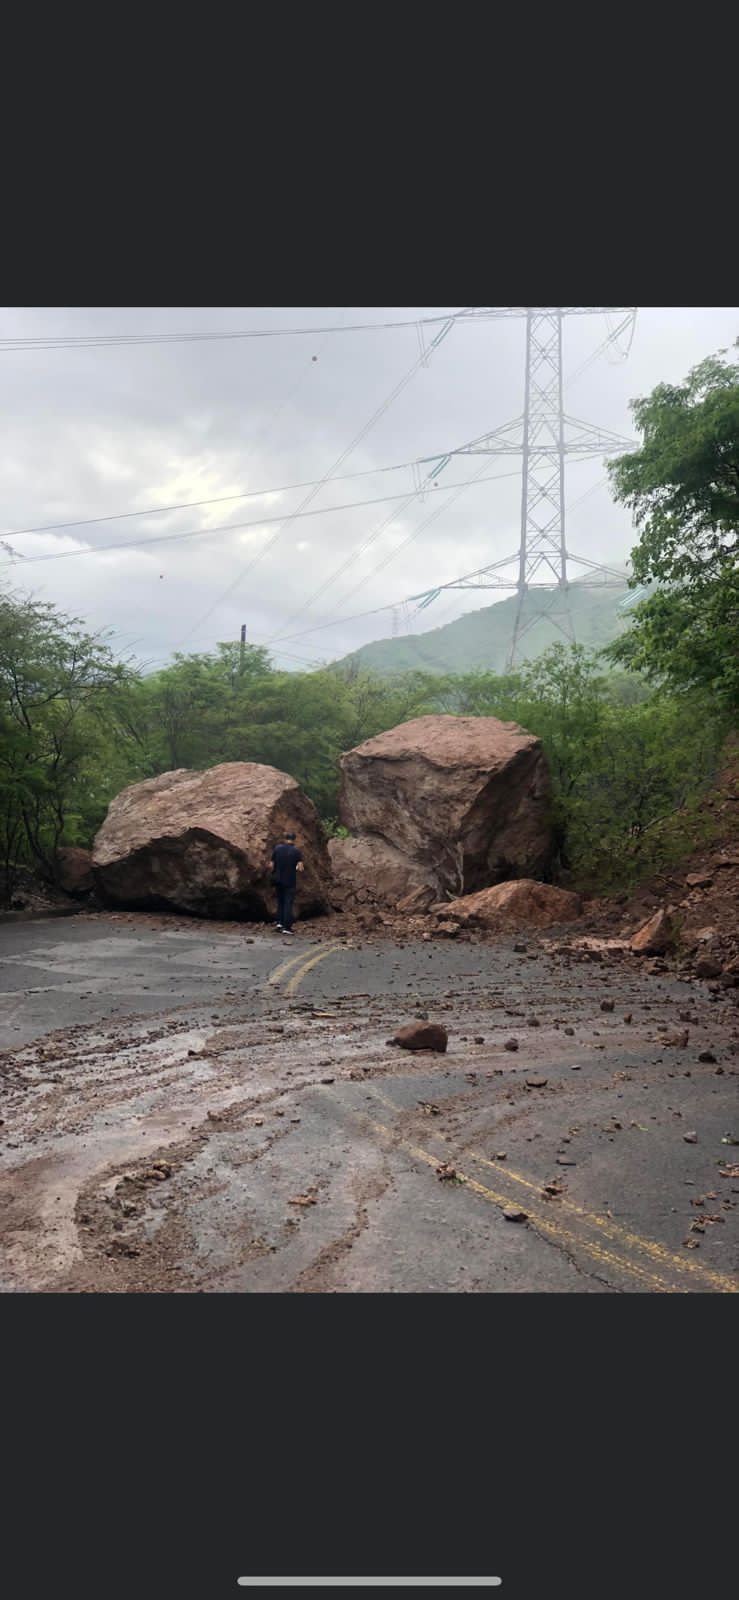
[270,831,304,934]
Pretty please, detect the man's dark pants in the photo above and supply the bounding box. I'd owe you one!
[276,884,296,930]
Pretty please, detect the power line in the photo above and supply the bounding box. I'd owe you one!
[2,307,629,352]
[270,469,612,649]
[0,309,480,353]
[0,471,520,571]
[139,638,326,672]
[565,311,637,388]
[0,453,433,545]
[265,471,443,643]
[0,317,625,552]
[174,316,460,646]
[272,463,519,644]
[337,458,500,612]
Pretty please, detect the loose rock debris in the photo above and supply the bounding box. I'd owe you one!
[2,879,738,1294]
[392,1022,448,1053]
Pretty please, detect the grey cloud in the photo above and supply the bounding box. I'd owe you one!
[0,306,736,670]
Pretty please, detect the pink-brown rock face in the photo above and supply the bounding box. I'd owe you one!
[630,909,674,955]
[327,835,435,911]
[92,763,331,919]
[338,714,552,900]
[442,879,582,929]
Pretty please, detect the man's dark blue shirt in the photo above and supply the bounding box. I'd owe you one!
[271,843,303,887]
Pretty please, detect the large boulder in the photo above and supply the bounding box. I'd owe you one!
[327,835,435,911]
[338,714,552,900]
[441,879,582,930]
[92,762,331,919]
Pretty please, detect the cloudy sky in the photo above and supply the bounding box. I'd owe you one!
[0,305,736,672]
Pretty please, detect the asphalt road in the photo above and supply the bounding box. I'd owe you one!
[1,913,737,1293]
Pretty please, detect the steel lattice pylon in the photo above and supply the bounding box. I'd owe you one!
[410,306,638,668]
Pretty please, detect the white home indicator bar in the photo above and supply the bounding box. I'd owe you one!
[237,1581,502,1588]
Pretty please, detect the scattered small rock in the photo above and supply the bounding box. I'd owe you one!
[683,1131,698,1144]
[695,957,722,979]
[698,1051,717,1064]
[109,1238,140,1257]
[393,1022,448,1053]
[600,999,614,1013]
[504,1037,519,1052]
[502,1206,528,1222]
[525,1075,548,1088]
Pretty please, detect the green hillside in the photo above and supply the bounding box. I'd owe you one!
[337,581,633,676]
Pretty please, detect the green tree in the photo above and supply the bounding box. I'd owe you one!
[606,343,739,708]
[0,589,131,890]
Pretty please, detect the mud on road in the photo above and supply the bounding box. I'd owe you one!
[0,914,738,1293]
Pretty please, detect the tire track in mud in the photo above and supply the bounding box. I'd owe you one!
[1,930,737,1292]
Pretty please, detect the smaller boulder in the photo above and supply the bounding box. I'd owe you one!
[392,1022,448,1053]
[396,884,437,915]
[631,909,674,955]
[442,879,581,930]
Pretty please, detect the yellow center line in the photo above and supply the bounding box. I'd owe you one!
[268,948,313,987]
[285,945,341,997]
[467,1148,736,1293]
[366,1087,737,1294]
[360,1113,679,1292]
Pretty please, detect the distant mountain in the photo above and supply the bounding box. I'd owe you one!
[336,580,633,677]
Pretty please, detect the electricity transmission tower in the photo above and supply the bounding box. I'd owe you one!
[409,307,638,668]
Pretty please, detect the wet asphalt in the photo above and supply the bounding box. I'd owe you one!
[0,913,737,1293]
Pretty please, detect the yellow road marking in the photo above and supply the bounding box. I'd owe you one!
[364,1088,737,1294]
[362,1114,678,1292]
[285,945,341,997]
[467,1147,736,1293]
[268,949,311,987]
